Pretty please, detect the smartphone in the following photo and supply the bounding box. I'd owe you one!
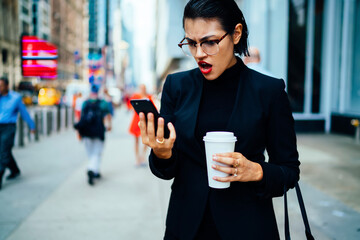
[130,99,169,137]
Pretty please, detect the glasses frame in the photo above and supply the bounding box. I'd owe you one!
[178,32,229,56]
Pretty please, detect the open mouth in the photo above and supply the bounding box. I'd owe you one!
[198,61,213,74]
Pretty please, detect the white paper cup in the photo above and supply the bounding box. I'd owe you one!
[203,132,237,189]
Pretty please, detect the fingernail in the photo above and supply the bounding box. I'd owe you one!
[213,155,217,160]
[212,164,216,169]
[213,177,217,180]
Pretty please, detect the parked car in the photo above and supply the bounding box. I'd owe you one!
[38,88,61,106]
[18,81,36,105]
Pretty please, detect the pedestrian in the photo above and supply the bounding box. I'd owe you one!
[74,92,85,122]
[0,77,35,190]
[74,84,112,186]
[103,88,114,116]
[138,0,300,239]
[128,84,153,167]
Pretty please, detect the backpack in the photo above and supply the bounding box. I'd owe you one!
[74,100,105,140]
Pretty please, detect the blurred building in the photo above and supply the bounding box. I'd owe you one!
[155,0,360,136]
[50,0,89,83]
[120,0,156,93]
[19,0,33,35]
[32,0,51,40]
[0,0,32,89]
[88,0,98,51]
[112,0,129,89]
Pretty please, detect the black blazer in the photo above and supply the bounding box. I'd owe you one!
[149,60,300,240]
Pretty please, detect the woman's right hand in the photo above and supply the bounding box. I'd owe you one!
[139,112,176,159]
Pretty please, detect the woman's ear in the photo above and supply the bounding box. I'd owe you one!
[232,23,242,45]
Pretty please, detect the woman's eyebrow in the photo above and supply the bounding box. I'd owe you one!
[185,34,216,42]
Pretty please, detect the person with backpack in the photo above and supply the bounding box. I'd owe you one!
[75,84,112,186]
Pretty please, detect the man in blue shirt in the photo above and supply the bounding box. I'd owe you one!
[0,77,35,190]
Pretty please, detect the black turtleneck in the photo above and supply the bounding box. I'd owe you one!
[194,58,242,239]
[195,58,242,144]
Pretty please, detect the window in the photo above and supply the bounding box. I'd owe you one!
[22,21,30,34]
[22,6,29,15]
[311,0,324,113]
[2,49,8,64]
[349,1,360,112]
[287,0,308,112]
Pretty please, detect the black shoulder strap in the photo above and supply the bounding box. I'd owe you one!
[284,182,315,240]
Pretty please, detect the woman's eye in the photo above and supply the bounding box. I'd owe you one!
[204,40,217,46]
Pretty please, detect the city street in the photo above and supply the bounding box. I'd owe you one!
[1,107,360,240]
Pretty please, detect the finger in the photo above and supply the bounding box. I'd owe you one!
[156,117,165,140]
[139,113,147,144]
[212,164,234,174]
[213,155,234,165]
[167,122,176,143]
[147,113,156,143]
[218,152,243,157]
[213,175,236,183]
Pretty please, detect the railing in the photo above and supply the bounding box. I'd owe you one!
[14,106,75,147]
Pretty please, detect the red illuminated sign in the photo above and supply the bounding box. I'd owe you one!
[22,60,57,79]
[21,36,58,79]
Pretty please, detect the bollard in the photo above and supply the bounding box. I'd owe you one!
[42,108,47,136]
[35,112,39,141]
[351,119,360,144]
[18,117,24,147]
[47,111,52,136]
[65,107,68,128]
[60,107,66,130]
[52,107,57,133]
[57,105,61,132]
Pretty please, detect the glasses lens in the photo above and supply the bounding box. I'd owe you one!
[181,44,193,57]
[202,41,219,55]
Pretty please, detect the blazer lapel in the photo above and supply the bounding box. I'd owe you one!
[226,62,247,131]
[176,69,204,163]
[188,70,204,153]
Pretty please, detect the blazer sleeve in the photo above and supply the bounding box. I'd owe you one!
[148,74,178,180]
[257,79,300,198]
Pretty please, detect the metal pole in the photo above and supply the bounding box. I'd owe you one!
[35,112,39,141]
[18,117,24,147]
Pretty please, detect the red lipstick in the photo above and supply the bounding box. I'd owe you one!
[198,61,212,74]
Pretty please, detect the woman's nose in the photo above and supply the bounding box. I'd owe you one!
[194,45,207,58]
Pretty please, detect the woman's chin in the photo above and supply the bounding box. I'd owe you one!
[202,72,219,81]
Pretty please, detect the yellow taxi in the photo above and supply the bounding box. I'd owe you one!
[38,88,61,106]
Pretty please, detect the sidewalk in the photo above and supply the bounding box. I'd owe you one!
[0,107,359,240]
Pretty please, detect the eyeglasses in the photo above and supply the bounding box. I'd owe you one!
[178,32,229,57]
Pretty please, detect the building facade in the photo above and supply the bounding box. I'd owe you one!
[239,0,360,135]
[32,0,51,40]
[50,0,88,83]
[0,0,26,89]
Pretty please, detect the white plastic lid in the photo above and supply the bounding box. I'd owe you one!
[203,131,237,142]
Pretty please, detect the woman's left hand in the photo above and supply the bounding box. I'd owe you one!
[212,152,263,182]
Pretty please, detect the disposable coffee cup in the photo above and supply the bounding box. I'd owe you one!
[203,132,237,189]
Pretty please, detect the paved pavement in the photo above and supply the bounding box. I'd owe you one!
[0,107,360,240]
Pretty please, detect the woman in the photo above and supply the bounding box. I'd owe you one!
[139,0,300,239]
[128,84,153,167]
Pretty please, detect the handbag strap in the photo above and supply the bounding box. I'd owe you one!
[283,182,315,240]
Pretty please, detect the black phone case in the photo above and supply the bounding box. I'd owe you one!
[130,99,169,138]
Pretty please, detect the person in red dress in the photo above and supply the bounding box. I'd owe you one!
[128,84,154,167]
